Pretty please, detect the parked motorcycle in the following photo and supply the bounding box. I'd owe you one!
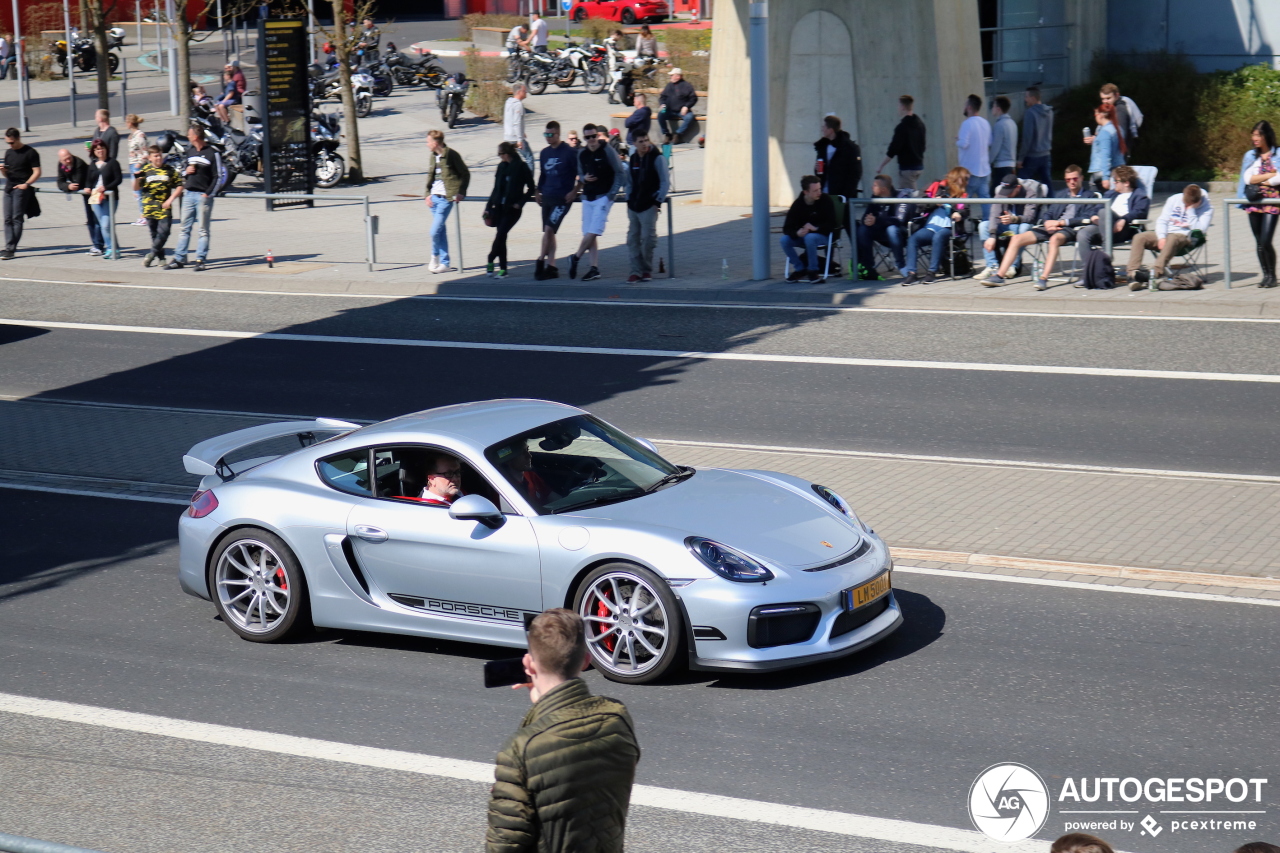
[309,63,374,118]
[356,54,394,98]
[384,48,446,88]
[604,36,660,105]
[311,111,345,189]
[437,73,469,129]
[50,27,123,75]
[558,41,607,94]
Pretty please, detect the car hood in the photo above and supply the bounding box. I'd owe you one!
[570,468,861,569]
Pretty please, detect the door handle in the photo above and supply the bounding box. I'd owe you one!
[354,524,388,543]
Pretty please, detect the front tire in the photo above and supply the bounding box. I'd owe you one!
[585,65,606,94]
[314,151,343,188]
[208,529,311,642]
[355,92,373,117]
[448,99,460,128]
[573,562,684,684]
[107,52,119,73]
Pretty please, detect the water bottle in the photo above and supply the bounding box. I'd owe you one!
[721,258,728,279]
[1033,260,1042,282]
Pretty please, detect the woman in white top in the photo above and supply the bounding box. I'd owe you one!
[125,114,148,225]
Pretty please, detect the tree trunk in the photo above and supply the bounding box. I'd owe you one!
[330,0,362,182]
[87,0,110,111]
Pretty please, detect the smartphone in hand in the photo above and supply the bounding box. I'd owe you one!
[484,656,529,688]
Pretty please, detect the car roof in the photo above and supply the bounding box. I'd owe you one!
[354,399,586,449]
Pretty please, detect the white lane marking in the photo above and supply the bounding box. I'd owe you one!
[5,318,1280,384]
[895,565,1280,607]
[655,438,1280,485]
[0,481,188,505]
[0,691,1043,853]
[4,274,1279,324]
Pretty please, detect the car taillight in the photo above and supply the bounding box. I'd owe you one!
[189,489,219,518]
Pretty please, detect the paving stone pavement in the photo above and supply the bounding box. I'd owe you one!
[7,80,1280,316]
[2,399,1276,582]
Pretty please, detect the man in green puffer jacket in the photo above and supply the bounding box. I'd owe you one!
[486,609,640,853]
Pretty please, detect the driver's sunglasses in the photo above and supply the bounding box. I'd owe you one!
[430,468,462,480]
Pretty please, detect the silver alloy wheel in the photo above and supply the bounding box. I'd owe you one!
[580,571,669,676]
[215,538,292,634]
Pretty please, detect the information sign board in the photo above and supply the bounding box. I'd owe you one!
[257,19,314,209]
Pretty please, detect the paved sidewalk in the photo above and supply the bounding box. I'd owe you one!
[2,399,1276,581]
[5,78,1280,317]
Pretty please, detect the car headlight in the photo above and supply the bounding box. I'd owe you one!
[685,537,775,583]
[812,484,873,533]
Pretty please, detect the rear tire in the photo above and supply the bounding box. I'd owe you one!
[526,73,547,96]
[506,55,522,83]
[621,9,636,24]
[208,529,311,643]
[107,52,119,73]
[573,7,587,22]
[585,65,606,94]
[573,562,685,684]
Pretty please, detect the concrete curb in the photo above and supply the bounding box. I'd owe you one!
[893,547,1280,590]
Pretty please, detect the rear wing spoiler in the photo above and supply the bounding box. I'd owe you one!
[183,418,361,477]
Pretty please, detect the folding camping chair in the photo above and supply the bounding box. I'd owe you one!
[783,195,848,282]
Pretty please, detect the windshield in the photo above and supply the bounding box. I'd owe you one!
[485,415,688,514]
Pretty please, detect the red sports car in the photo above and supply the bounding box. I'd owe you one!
[569,0,669,25]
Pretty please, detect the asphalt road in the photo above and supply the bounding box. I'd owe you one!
[0,489,1275,853]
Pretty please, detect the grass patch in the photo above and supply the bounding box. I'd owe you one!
[662,28,710,93]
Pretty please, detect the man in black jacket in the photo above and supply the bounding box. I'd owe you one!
[855,174,911,278]
[780,175,838,282]
[1,127,41,259]
[57,147,104,255]
[166,125,225,272]
[876,94,927,190]
[657,68,697,143]
[813,114,861,200]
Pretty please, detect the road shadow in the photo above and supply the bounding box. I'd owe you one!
[0,324,49,346]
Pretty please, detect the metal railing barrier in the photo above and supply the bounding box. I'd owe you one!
[1221,198,1280,289]
[222,192,376,272]
[0,831,104,853]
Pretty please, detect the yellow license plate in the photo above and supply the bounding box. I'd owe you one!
[845,572,891,611]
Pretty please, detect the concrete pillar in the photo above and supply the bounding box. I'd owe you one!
[704,0,984,207]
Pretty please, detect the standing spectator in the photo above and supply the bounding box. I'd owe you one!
[87,138,122,260]
[1099,83,1142,154]
[625,93,651,146]
[504,83,534,173]
[423,128,470,274]
[166,125,225,272]
[624,132,668,283]
[528,11,549,54]
[1,127,41,260]
[813,114,862,200]
[855,174,911,278]
[973,172,1043,282]
[1017,86,1054,191]
[125,114,148,225]
[657,68,697,143]
[485,141,535,279]
[877,94,926,190]
[901,166,969,285]
[94,109,120,161]
[0,34,11,81]
[986,165,1100,290]
[133,145,183,267]
[1124,184,1212,286]
[635,25,658,57]
[989,95,1018,185]
[569,123,627,281]
[355,16,380,57]
[534,121,579,280]
[779,175,838,282]
[485,609,639,853]
[1084,102,1126,191]
[1238,120,1280,288]
[56,147,102,255]
[506,22,529,52]
[566,129,581,150]
[1075,164,1148,252]
[956,94,991,218]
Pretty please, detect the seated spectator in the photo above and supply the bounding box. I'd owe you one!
[214,69,242,125]
[779,175,838,282]
[658,68,697,143]
[901,167,969,285]
[985,164,1100,290]
[625,93,651,146]
[856,174,911,278]
[973,172,1044,281]
[1124,183,1212,288]
[1074,164,1148,254]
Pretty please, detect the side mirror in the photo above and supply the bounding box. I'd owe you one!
[449,494,505,530]
[634,437,659,454]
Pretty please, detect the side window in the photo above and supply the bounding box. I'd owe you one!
[371,445,515,513]
[317,449,372,496]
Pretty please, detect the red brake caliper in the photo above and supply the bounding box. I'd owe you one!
[596,589,615,653]
[274,568,288,591]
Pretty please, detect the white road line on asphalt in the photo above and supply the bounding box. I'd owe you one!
[0,481,188,505]
[894,566,1280,607]
[0,691,1042,853]
[654,438,1280,484]
[4,275,1280,324]
[5,318,1280,383]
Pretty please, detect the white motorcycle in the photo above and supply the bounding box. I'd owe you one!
[604,36,660,105]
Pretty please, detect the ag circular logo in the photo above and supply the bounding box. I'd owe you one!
[969,763,1051,842]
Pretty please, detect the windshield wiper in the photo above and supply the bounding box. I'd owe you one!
[553,489,646,514]
[644,466,695,494]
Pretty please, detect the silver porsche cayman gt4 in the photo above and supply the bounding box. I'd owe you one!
[178,399,902,683]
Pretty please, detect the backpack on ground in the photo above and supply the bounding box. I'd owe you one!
[1082,248,1115,289]
[1159,272,1205,290]
[937,234,972,276]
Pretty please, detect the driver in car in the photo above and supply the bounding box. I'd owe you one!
[419,453,465,506]
[498,442,555,505]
